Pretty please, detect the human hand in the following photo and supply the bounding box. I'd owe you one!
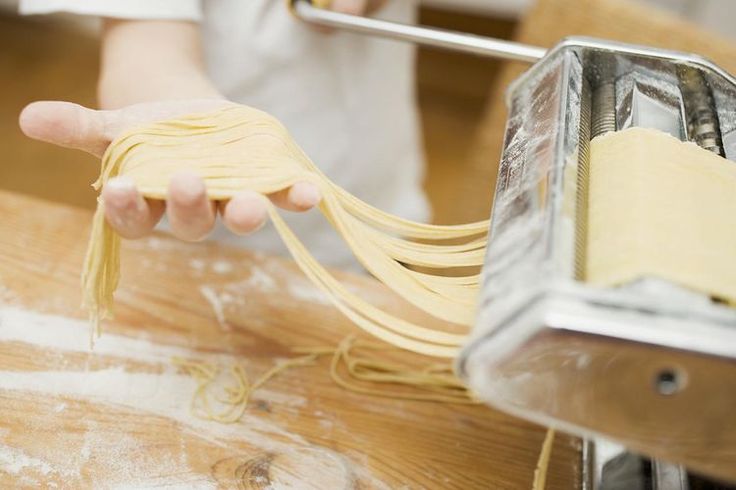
[19,99,321,241]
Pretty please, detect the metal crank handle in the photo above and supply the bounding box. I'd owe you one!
[290,0,546,63]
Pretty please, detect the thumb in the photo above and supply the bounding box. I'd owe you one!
[19,101,110,157]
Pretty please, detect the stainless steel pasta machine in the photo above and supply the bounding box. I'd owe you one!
[291,1,736,488]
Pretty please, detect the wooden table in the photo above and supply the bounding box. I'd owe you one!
[0,191,581,489]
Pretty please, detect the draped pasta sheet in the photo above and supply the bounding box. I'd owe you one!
[83,105,488,357]
[586,127,736,305]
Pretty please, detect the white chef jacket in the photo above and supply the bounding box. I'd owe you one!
[20,0,429,269]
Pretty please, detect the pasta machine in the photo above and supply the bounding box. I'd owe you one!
[292,1,736,488]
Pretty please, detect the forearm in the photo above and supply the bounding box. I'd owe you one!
[98,20,222,109]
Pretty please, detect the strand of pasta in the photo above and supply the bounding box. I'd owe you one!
[173,335,479,427]
[267,205,463,357]
[533,428,556,490]
[172,354,319,424]
[297,336,480,404]
[174,340,552,489]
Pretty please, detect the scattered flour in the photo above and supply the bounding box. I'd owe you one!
[256,388,307,408]
[0,367,309,461]
[0,307,194,364]
[287,281,330,305]
[189,259,206,272]
[243,266,276,291]
[139,258,168,273]
[212,260,233,275]
[189,258,232,275]
[0,444,53,476]
[199,285,228,329]
[134,236,190,252]
[0,307,310,452]
[197,264,280,328]
[0,307,389,489]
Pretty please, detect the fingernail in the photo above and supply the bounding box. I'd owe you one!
[106,176,135,192]
[105,177,145,224]
[171,173,206,205]
[295,183,321,208]
[305,184,321,204]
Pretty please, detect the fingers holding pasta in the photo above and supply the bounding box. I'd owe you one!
[102,177,165,239]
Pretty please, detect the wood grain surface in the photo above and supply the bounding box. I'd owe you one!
[0,190,581,489]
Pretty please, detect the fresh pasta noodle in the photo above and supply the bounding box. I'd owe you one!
[172,353,320,423]
[533,428,555,490]
[296,335,481,404]
[172,340,551,489]
[82,105,487,357]
[173,336,479,425]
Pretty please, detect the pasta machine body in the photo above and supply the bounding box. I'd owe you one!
[457,38,736,486]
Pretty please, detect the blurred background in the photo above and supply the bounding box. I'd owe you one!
[2,0,735,225]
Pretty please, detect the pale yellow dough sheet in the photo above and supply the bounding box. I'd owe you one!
[587,127,736,304]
